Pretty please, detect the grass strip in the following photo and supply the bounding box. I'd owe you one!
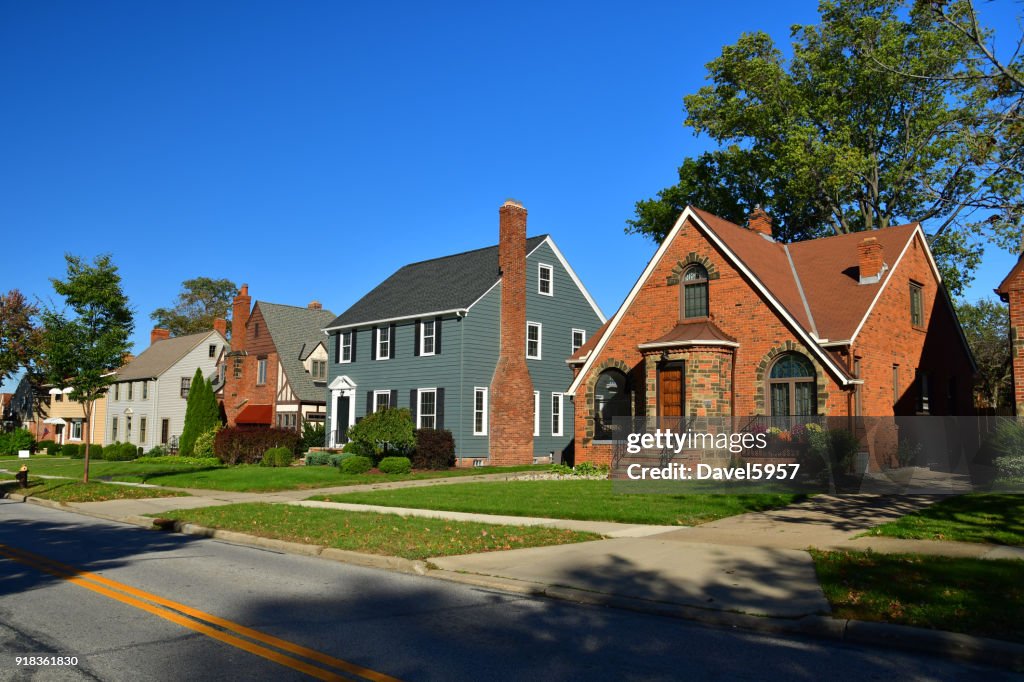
[862,494,1024,546]
[314,479,806,526]
[812,549,1024,643]
[153,503,599,560]
[1,478,189,503]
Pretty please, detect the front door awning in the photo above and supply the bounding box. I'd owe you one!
[236,404,273,425]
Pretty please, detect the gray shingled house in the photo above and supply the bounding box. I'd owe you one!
[323,201,605,464]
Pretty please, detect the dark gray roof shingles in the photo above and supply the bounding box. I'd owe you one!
[257,302,337,404]
[326,235,548,329]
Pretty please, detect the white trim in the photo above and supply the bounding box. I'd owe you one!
[532,237,607,323]
[538,263,554,296]
[783,244,819,338]
[567,207,852,395]
[551,393,563,437]
[566,351,591,365]
[636,339,740,350]
[375,327,390,361]
[466,280,501,313]
[420,319,436,356]
[571,328,586,355]
[848,226,918,344]
[473,387,488,436]
[373,390,391,412]
[328,375,358,391]
[417,388,437,429]
[533,390,540,437]
[323,309,467,332]
[328,377,358,448]
[339,331,353,363]
[527,321,542,360]
[819,339,851,348]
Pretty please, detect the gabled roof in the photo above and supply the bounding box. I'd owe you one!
[996,252,1024,300]
[568,206,942,394]
[115,331,222,382]
[325,236,550,329]
[257,302,336,404]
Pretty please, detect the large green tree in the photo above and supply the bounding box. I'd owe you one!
[956,298,1013,410]
[151,277,237,337]
[41,255,134,482]
[0,289,39,385]
[629,0,1022,296]
[178,367,220,456]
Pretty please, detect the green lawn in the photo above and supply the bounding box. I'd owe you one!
[313,479,806,525]
[153,503,599,560]
[862,494,1024,546]
[1,478,189,503]
[813,550,1024,643]
[0,458,547,492]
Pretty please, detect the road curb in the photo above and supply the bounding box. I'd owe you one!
[7,493,1023,671]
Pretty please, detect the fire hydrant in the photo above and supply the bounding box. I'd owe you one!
[15,465,28,489]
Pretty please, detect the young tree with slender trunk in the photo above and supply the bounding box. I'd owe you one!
[40,255,134,483]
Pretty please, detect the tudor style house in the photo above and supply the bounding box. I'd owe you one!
[324,200,605,465]
[106,327,228,451]
[221,288,336,431]
[568,206,976,465]
[996,251,1024,415]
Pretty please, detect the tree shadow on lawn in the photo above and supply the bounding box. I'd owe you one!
[867,494,1024,545]
[736,494,956,535]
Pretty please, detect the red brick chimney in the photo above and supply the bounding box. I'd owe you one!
[858,237,885,284]
[308,301,322,310]
[150,328,170,345]
[231,284,252,352]
[489,199,535,465]
[748,205,773,238]
[213,318,228,338]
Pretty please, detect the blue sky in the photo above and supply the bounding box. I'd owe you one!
[1,1,1021,359]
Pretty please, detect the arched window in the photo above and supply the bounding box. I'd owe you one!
[681,265,709,319]
[767,353,817,416]
[594,369,630,440]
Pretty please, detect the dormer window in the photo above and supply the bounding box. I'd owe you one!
[681,265,709,319]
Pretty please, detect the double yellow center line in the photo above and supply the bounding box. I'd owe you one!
[0,543,401,682]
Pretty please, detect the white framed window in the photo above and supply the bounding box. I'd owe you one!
[473,387,488,436]
[418,388,437,429]
[257,358,267,385]
[114,383,120,401]
[142,381,148,400]
[538,263,553,296]
[140,417,147,444]
[111,417,118,441]
[551,393,563,437]
[340,332,352,363]
[533,390,540,437]
[374,390,391,412]
[376,327,390,360]
[127,382,133,401]
[571,329,586,354]
[527,322,542,359]
[420,319,436,356]
[71,419,83,441]
[180,377,191,398]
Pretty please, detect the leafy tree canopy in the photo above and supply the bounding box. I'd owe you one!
[151,277,237,337]
[956,298,1013,410]
[0,289,39,385]
[629,0,1023,297]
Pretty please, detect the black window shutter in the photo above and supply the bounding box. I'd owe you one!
[390,389,398,408]
[389,324,397,358]
[435,316,442,355]
[351,330,357,362]
[436,388,445,431]
[334,333,340,363]
[409,389,418,423]
[414,320,420,356]
[365,391,373,416]
[371,327,377,360]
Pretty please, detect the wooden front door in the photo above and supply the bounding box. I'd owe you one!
[658,364,684,417]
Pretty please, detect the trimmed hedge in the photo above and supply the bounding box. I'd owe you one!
[413,429,455,470]
[346,408,415,460]
[63,443,81,459]
[0,428,35,455]
[339,455,372,475]
[260,447,294,468]
[38,440,60,455]
[214,427,302,465]
[103,442,138,461]
[305,451,344,467]
[378,456,412,475]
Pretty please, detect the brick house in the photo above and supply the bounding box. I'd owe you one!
[222,289,336,431]
[567,206,975,465]
[996,252,1024,415]
[323,200,605,465]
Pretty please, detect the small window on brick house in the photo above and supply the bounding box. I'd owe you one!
[257,358,267,386]
[910,282,924,328]
[681,265,709,319]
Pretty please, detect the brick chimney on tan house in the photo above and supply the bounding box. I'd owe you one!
[748,205,773,238]
[858,237,885,284]
[231,284,252,352]
[489,199,536,465]
[213,318,228,338]
[150,328,170,345]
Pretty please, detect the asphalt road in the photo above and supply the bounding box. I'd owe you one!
[0,499,1016,682]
